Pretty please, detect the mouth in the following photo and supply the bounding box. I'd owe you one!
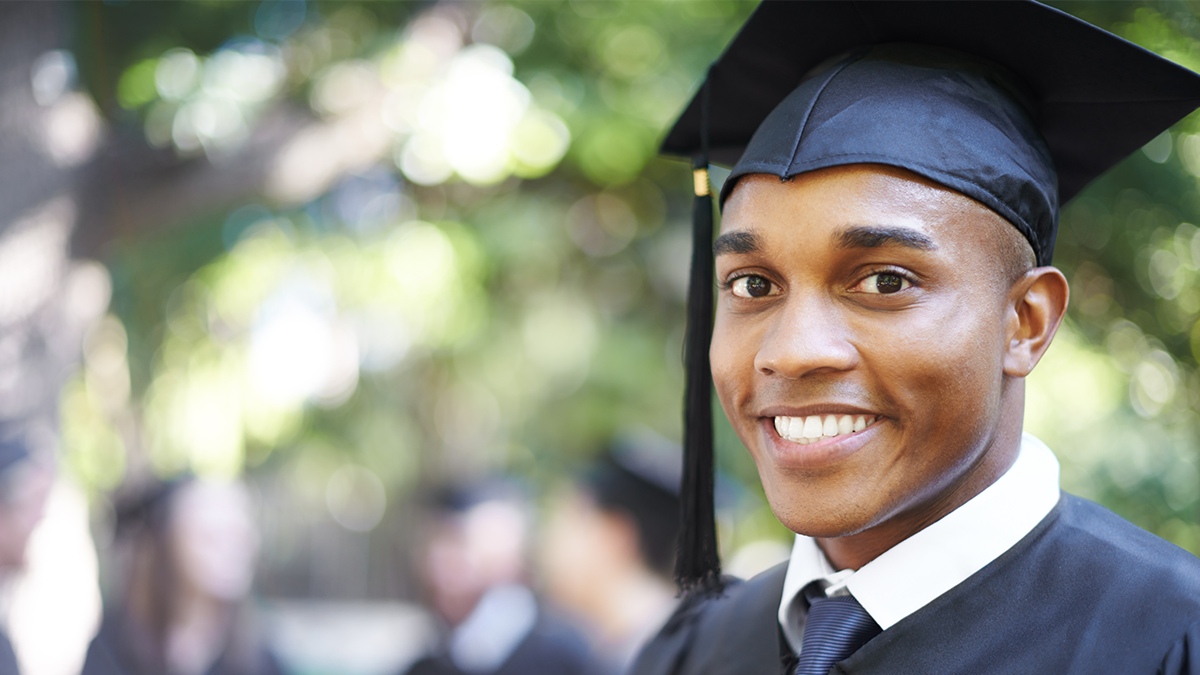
[772,414,879,445]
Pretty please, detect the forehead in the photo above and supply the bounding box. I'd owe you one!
[719,165,1013,254]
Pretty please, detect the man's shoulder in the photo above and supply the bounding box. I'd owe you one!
[632,497,1200,675]
[629,565,787,675]
[1045,493,1200,595]
[936,491,1200,631]
[852,493,1200,673]
[501,608,593,675]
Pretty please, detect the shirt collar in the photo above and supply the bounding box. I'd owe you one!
[778,432,1061,644]
[451,584,538,673]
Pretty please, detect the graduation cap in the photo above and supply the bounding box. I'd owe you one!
[425,476,530,515]
[664,0,1200,594]
[112,475,190,536]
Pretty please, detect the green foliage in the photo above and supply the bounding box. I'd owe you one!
[116,58,158,110]
[57,0,1200,569]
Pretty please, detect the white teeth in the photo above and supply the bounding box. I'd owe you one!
[774,414,879,444]
[822,415,838,437]
[802,416,823,439]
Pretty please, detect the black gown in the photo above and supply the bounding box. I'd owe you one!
[0,631,18,675]
[81,611,283,675]
[632,493,1200,675]
[404,610,594,675]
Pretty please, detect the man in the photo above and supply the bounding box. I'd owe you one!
[541,441,681,675]
[403,480,593,675]
[632,2,1200,674]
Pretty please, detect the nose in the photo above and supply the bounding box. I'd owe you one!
[753,296,859,379]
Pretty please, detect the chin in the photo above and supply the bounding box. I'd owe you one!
[759,475,876,539]
[774,509,873,540]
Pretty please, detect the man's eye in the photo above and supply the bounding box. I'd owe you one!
[730,275,777,298]
[860,272,911,294]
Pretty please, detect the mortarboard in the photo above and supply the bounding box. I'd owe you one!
[425,476,530,515]
[113,475,190,535]
[664,0,1200,594]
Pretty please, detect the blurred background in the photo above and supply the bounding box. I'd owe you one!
[0,1,1199,674]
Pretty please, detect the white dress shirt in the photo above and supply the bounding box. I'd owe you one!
[777,432,1062,654]
[451,584,538,673]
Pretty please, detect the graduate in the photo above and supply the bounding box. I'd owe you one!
[82,477,281,675]
[631,2,1200,674]
[402,480,593,675]
[541,440,682,675]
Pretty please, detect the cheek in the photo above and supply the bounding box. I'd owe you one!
[868,298,1007,430]
[709,315,753,412]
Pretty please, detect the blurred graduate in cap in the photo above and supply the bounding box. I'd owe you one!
[541,436,682,675]
[81,477,282,675]
[632,2,1200,674]
[403,479,593,675]
[0,430,55,675]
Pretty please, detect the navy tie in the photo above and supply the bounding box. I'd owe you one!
[793,593,881,675]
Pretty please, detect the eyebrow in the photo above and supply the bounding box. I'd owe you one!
[713,231,759,256]
[836,225,936,251]
[712,224,936,256]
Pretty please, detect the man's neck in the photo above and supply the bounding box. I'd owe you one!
[817,424,1023,571]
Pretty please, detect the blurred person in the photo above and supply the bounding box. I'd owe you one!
[0,433,56,675]
[541,442,680,675]
[403,479,592,675]
[81,477,282,675]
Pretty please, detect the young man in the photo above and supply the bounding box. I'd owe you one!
[541,442,681,675]
[633,2,1200,674]
[404,481,593,675]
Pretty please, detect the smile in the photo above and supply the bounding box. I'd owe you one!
[774,414,878,445]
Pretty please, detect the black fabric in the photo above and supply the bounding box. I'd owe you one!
[402,611,593,675]
[678,160,719,593]
[662,0,1200,265]
[0,435,27,477]
[631,493,1200,675]
[0,630,19,675]
[723,43,1059,265]
[632,570,784,675]
[80,611,284,675]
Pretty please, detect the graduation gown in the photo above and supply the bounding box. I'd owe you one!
[0,630,18,675]
[403,611,593,675]
[81,611,283,675]
[632,493,1200,675]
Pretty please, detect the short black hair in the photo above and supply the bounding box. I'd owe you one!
[584,454,681,577]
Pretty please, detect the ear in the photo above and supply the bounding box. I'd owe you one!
[1003,266,1069,377]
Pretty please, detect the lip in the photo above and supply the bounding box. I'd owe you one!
[759,404,881,419]
[757,414,884,470]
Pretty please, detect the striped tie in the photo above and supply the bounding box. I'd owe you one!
[793,594,881,675]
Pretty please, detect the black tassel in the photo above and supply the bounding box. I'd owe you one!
[675,75,722,596]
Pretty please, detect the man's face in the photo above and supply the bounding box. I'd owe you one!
[423,500,528,624]
[712,165,1024,545]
